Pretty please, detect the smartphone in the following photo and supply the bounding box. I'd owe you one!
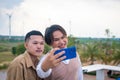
[54,46,77,60]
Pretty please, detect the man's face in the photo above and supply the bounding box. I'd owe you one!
[51,30,68,49]
[25,35,44,57]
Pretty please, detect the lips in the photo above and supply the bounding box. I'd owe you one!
[36,50,42,53]
[59,45,66,49]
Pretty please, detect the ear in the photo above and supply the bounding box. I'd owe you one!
[24,42,27,49]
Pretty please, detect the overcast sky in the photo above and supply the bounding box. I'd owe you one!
[0,0,120,38]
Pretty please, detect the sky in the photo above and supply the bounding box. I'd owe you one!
[0,0,120,38]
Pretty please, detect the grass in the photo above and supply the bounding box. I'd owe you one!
[0,42,23,51]
[0,52,16,63]
[0,51,17,69]
[0,41,23,63]
[0,41,23,69]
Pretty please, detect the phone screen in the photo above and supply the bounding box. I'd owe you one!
[54,46,77,60]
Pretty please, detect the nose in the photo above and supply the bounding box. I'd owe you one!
[37,44,41,49]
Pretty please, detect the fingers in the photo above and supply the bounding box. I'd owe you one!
[50,55,66,68]
[55,55,66,63]
[53,51,66,65]
[49,48,59,55]
[45,48,66,68]
[54,51,65,59]
[49,48,66,60]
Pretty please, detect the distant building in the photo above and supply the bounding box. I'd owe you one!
[0,35,24,41]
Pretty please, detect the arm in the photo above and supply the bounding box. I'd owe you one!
[36,55,52,78]
[77,52,83,80]
[6,63,24,80]
[36,48,66,78]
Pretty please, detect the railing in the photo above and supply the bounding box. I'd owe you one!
[82,64,120,80]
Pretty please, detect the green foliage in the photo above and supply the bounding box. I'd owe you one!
[81,42,101,64]
[0,52,16,70]
[0,35,120,70]
[12,47,17,55]
[0,46,9,52]
[11,43,26,55]
[0,63,9,69]
[16,43,26,55]
[0,52,16,63]
[112,50,120,65]
[67,36,76,47]
[43,44,51,54]
[0,41,24,52]
[12,43,51,55]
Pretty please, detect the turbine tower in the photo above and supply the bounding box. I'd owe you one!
[7,13,12,40]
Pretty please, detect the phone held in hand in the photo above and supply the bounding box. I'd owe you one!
[54,46,77,60]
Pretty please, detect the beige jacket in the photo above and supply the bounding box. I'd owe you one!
[6,51,43,80]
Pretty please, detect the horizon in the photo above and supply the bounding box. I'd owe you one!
[0,34,120,39]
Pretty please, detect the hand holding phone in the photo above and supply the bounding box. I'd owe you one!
[54,46,77,61]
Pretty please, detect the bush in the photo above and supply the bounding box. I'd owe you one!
[11,43,25,55]
[11,43,51,55]
[43,44,51,54]
[12,47,17,55]
[0,62,10,69]
[16,43,26,55]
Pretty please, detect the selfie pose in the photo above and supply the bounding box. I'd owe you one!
[36,24,83,80]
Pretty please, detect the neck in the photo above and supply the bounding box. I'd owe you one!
[29,53,39,67]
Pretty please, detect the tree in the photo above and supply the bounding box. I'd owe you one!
[105,29,110,38]
[43,43,51,54]
[81,42,101,65]
[12,47,16,55]
[67,35,76,47]
[112,50,120,65]
[16,43,26,55]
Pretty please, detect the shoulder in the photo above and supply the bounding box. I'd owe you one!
[9,54,26,68]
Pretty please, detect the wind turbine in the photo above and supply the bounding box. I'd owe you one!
[6,13,12,40]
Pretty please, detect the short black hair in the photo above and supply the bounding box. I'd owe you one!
[25,30,43,42]
[45,24,67,45]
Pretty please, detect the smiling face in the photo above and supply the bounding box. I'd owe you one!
[24,35,44,57]
[51,30,68,49]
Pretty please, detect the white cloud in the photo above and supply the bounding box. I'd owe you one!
[0,0,120,38]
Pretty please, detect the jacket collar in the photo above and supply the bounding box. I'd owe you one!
[24,51,37,69]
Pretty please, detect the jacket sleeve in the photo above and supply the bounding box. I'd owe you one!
[36,55,52,78]
[6,63,24,80]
